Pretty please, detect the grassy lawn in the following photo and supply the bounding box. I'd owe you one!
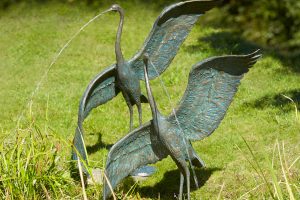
[0,1,299,199]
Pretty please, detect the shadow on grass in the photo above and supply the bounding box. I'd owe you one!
[185,31,300,73]
[86,133,113,154]
[187,31,260,55]
[136,167,221,199]
[244,89,300,111]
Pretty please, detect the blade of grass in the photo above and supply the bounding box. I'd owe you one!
[77,158,88,200]
[240,136,275,199]
[238,182,264,200]
[281,94,298,121]
[217,182,225,200]
[277,141,295,200]
[123,181,138,199]
[103,171,117,200]
[289,156,300,171]
[267,155,284,200]
[41,183,51,200]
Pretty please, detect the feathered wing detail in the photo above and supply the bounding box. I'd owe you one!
[72,64,120,172]
[103,122,167,199]
[79,64,119,120]
[167,50,261,141]
[129,0,220,80]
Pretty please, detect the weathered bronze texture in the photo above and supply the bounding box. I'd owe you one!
[103,50,261,200]
[72,0,220,175]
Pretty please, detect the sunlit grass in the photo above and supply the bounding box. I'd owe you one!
[0,120,75,199]
[0,1,299,199]
[237,138,300,200]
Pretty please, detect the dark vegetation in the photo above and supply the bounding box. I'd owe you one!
[213,0,300,52]
[2,0,299,53]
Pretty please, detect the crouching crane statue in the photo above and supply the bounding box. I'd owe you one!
[72,0,220,175]
[103,50,261,200]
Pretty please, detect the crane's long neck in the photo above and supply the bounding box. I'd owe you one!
[143,63,160,122]
[115,9,125,65]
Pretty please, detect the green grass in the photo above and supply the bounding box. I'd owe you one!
[0,1,300,199]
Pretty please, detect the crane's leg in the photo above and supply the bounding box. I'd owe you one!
[173,158,191,200]
[185,166,191,200]
[187,143,203,188]
[122,92,133,131]
[180,164,191,200]
[137,101,142,126]
[128,104,133,131]
[190,152,204,188]
[179,172,184,200]
[190,164,199,189]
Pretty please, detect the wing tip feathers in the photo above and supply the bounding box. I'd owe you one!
[246,49,262,67]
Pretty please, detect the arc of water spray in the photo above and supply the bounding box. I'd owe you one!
[15,7,114,129]
[149,60,199,186]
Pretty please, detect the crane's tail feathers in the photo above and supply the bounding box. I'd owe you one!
[140,94,149,103]
[191,153,206,168]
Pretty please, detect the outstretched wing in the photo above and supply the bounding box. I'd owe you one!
[78,64,119,120]
[72,64,120,174]
[103,121,167,199]
[129,0,220,80]
[167,50,261,141]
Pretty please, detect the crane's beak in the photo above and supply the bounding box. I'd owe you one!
[103,4,122,14]
[101,7,114,15]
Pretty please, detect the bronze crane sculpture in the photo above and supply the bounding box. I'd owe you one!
[103,50,261,200]
[72,0,220,175]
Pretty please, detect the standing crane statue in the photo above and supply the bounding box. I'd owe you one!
[103,50,261,200]
[72,0,220,175]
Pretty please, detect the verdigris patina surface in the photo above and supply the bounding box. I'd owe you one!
[103,51,261,200]
[72,0,220,175]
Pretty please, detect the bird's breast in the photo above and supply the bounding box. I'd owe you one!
[117,63,135,82]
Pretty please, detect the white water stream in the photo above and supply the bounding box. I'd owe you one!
[15,5,200,188]
[16,8,112,128]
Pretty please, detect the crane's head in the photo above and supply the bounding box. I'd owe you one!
[101,4,123,16]
[110,4,123,13]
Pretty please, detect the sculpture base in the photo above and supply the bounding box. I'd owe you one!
[130,165,156,181]
[87,168,103,185]
[87,166,156,185]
